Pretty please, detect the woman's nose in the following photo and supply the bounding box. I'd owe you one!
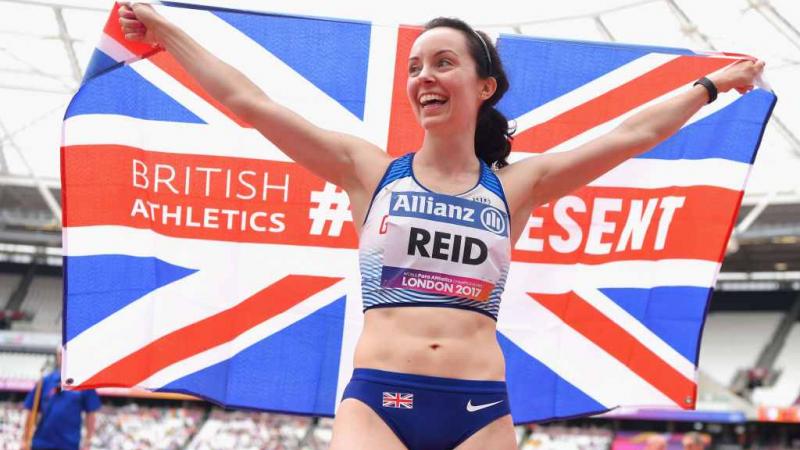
[418,66,435,83]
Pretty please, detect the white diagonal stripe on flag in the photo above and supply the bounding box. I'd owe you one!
[139,277,356,389]
[63,115,288,161]
[573,287,696,380]
[588,157,749,190]
[508,62,739,160]
[500,293,677,408]
[512,53,680,133]
[63,227,358,386]
[155,6,369,135]
[65,267,256,385]
[504,155,749,191]
[96,32,136,63]
[502,260,720,295]
[129,59,239,126]
[528,84,740,157]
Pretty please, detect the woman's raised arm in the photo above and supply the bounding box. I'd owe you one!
[119,3,390,195]
[499,58,765,238]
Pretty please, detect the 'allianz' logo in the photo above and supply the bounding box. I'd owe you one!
[480,208,507,235]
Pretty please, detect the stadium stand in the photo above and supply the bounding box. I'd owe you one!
[0,402,25,450]
[185,409,321,450]
[89,404,203,450]
[311,418,333,447]
[15,277,62,332]
[0,401,203,450]
[519,425,613,450]
[0,401,336,450]
[697,312,784,387]
[9,276,62,333]
[0,274,21,308]
[0,352,48,382]
[752,323,800,407]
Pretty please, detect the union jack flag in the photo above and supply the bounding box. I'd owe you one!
[60,2,775,423]
[383,392,415,409]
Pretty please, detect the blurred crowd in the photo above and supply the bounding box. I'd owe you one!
[88,403,202,450]
[0,402,24,450]
[185,409,323,450]
[520,425,614,450]
[0,401,334,450]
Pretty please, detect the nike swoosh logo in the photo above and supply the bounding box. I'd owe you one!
[466,399,504,412]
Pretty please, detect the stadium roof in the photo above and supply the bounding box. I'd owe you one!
[1,0,799,273]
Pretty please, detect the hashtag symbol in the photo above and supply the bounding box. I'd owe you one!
[308,182,353,236]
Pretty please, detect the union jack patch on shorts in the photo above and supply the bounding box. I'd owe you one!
[382,392,414,409]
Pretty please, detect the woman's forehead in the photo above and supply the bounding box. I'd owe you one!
[409,28,469,59]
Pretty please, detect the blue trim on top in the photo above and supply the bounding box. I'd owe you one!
[363,152,512,225]
[478,163,511,219]
[377,154,414,192]
[362,154,413,225]
[409,152,483,197]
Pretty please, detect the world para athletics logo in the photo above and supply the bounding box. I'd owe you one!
[480,207,507,236]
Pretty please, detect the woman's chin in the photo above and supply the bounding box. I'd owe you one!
[420,115,454,133]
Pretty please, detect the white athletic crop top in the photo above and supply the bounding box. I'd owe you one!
[359,153,512,320]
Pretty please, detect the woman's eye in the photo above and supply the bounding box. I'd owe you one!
[409,65,421,75]
[438,59,452,67]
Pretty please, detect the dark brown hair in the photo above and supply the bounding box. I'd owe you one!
[424,17,514,168]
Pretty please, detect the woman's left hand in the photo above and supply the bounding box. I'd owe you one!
[708,59,766,94]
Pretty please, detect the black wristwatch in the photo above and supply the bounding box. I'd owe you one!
[693,77,718,104]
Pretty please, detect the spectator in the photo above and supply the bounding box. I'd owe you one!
[682,432,710,450]
[643,434,667,450]
[20,347,100,450]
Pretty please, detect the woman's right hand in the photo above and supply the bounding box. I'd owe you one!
[118,3,166,47]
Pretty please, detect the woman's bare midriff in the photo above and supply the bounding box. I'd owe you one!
[354,307,506,381]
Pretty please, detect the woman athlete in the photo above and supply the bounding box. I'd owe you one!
[119,4,764,449]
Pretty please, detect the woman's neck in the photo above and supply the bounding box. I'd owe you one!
[417,128,479,174]
[412,128,482,194]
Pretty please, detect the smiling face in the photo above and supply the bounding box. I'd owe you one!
[407,27,495,133]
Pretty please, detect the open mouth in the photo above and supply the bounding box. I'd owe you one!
[419,93,448,109]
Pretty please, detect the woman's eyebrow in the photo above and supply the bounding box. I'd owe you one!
[408,49,458,62]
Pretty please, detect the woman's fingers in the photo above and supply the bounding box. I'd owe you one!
[119,17,144,28]
[117,4,160,44]
[118,4,144,43]
[118,4,136,19]
[718,59,765,94]
[124,33,145,42]
[131,3,156,18]
[743,60,764,87]
[120,21,145,38]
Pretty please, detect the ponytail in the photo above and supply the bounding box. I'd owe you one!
[476,105,514,169]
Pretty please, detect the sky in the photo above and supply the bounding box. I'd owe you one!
[1,0,798,200]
